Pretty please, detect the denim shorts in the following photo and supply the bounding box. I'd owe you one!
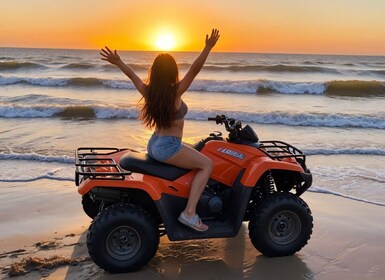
[147,133,183,162]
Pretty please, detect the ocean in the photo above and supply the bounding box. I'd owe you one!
[0,47,384,206]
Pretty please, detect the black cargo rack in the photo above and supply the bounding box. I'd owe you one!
[75,147,131,186]
[258,141,306,164]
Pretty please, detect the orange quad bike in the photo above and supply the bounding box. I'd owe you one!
[75,115,313,273]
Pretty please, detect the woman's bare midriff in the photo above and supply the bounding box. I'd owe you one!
[155,119,184,139]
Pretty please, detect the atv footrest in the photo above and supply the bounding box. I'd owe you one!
[168,219,238,241]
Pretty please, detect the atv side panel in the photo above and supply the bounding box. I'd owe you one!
[78,171,197,200]
[155,169,252,241]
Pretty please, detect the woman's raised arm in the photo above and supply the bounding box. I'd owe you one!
[177,29,220,95]
[100,47,146,96]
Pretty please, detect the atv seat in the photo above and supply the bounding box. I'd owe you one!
[119,152,190,181]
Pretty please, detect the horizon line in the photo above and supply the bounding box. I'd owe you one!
[0,46,384,57]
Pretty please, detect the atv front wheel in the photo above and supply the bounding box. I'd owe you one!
[248,192,313,257]
[87,203,159,273]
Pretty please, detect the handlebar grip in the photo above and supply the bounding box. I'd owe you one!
[208,117,217,121]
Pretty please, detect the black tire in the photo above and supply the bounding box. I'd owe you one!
[82,194,102,219]
[87,203,159,273]
[248,192,313,257]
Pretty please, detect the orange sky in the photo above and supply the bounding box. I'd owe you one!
[1,0,384,55]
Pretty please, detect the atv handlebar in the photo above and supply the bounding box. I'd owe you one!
[208,115,234,125]
[207,115,228,124]
[208,115,242,139]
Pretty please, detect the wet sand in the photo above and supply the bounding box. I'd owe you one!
[1,180,385,279]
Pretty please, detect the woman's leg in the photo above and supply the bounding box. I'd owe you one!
[165,145,212,229]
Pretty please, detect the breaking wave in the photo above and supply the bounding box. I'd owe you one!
[0,75,137,89]
[1,74,384,96]
[254,80,385,96]
[0,61,47,71]
[203,64,341,74]
[3,59,384,76]
[1,103,384,129]
[0,103,138,119]
[326,80,385,96]
[60,63,94,69]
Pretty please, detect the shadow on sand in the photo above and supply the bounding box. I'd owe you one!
[65,224,313,280]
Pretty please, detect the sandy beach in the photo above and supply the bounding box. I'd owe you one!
[1,48,385,280]
[1,179,384,280]
[1,0,385,277]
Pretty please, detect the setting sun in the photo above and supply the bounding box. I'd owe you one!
[155,34,176,51]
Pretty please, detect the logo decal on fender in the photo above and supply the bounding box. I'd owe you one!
[217,148,245,160]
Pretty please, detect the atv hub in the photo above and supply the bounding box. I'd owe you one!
[268,210,301,245]
[106,226,141,260]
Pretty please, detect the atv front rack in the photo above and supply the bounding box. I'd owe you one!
[259,141,307,168]
[75,147,131,186]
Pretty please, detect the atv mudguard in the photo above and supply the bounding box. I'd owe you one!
[240,157,304,187]
[77,171,195,201]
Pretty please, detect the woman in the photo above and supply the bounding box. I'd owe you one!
[100,29,220,232]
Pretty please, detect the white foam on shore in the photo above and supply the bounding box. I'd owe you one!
[309,164,385,206]
[1,153,384,206]
[304,147,385,156]
[2,146,385,167]
[0,162,74,184]
[2,172,383,207]
[309,187,385,206]
[0,173,74,183]
[0,152,74,164]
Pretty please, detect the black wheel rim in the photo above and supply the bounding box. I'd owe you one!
[268,211,301,245]
[106,226,141,260]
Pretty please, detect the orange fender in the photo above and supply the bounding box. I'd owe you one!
[78,172,191,201]
[241,157,304,187]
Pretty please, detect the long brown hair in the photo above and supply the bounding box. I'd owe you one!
[141,53,179,129]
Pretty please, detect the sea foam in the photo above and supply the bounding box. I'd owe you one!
[0,151,74,164]
[1,151,385,206]
[1,104,384,129]
[309,187,385,206]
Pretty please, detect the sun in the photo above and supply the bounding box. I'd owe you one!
[155,33,176,51]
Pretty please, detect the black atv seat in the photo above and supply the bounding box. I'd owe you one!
[119,152,190,181]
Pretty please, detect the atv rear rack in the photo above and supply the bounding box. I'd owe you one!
[258,141,307,166]
[75,147,131,186]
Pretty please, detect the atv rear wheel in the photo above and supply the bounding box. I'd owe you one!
[87,203,159,273]
[82,194,102,219]
[248,192,313,257]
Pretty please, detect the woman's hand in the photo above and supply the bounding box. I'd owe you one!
[100,46,122,65]
[100,46,146,95]
[205,29,220,50]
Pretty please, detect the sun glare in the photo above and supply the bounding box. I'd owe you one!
[155,34,176,51]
